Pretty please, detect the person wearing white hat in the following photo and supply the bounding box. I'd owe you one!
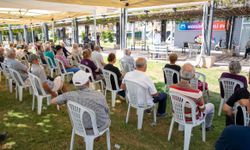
[51,70,110,134]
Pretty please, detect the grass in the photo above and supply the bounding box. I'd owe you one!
[0,60,243,150]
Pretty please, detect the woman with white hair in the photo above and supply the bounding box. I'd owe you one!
[219,61,248,98]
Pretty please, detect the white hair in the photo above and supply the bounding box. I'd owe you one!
[5,48,15,58]
[180,63,195,81]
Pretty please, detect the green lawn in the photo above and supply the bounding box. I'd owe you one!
[0,61,242,150]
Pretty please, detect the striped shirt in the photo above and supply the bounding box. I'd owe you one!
[169,85,205,122]
[56,88,110,133]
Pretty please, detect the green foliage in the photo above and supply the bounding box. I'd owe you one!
[101,31,114,43]
[81,32,85,40]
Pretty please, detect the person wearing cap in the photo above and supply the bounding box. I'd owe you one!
[4,48,29,83]
[169,63,214,131]
[29,54,67,98]
[51,70,110,134]
[55,45,80,73]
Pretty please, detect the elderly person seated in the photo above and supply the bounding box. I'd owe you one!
[29,54,67,98]
[55,45,80,73]
[60,42,70,58]
[80,49,102,80]
[169,63,215,131]
[92,45,105,69]
[220,61,247,101]
[223,72,250,126]
[51,70,110,134]
[163,53,181,84]
[43,42,57,68]
[35,44,47,64]
[121,57,167,117]
[4,48,29,84]
[120,49,135,73]
[104,53,125,98]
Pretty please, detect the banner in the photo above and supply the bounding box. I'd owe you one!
[179,21,226,31]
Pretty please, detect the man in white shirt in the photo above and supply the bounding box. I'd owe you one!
[121,49,135,73]
[120,57,167,117]
[91,45,105,69]
[153,29,161,45]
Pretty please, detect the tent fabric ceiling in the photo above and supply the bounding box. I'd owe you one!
[0,0,206,25]
[0,0,118,24]
[38,0,207,8]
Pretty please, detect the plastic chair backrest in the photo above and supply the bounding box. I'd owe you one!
[0,62,10,77]
[28,72,47,96]
[44,56,56,69]
[78,64,95,81]
[67,100,99,137]
[9,68,25,86]
[55,58,67,74]
[169,91,197,125]
[190,72,206,90]
[219,78,244,101]
[102,69,119,91]
[120,59,133,73]
[163,68,179,86]
[124,80,148,108]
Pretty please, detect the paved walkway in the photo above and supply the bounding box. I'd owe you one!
[101,48,250,71]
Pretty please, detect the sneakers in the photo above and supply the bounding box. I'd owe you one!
[157,113,167,118]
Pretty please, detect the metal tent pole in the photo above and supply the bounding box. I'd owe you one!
[207,0,215,56]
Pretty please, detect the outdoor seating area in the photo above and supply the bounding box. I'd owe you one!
[1,0,250,150]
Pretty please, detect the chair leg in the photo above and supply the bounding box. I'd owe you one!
[126,104,131,123]
[50,70,53,77]
[168,117,175,141]
[85,137,94,150]
[37,96,43,115]
[106,128,111,150]
[32,95,35,111]
[29,86,33,95]
[9,79,13,93]
[218,98,224,116]
[18,87,23,101]
[153,105,157,123]
[111,91,116,108]
[137,108,144,130]
[184,125,193,150]
[202,122,206,142]
[47,96,51,106]
[70,129,75,150]
[104,90,107,98]
[15,86,18,100]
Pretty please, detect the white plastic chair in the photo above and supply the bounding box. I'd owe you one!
[78,64,103,92]
[234,102,250,126]
[124,80,157,130]
[67,100,111,150]
[9,68,32,101]
[119,59,134,73]
[0,62,13,93]
[55,58,74,82]
[28,73,51,115]
[102,69,122,108]
[162,68,180,88]
[44,56,58,77]
[168,91,206,150]
[218,78,244,116]
[190,72,206,90]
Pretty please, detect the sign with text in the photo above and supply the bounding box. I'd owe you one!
[179,21,226,31]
